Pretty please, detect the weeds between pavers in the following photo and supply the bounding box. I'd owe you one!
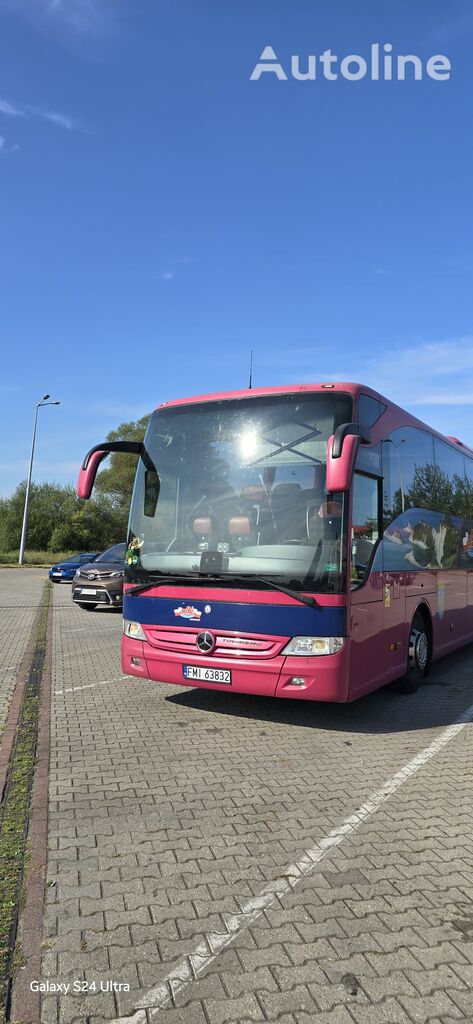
[0,581,50,1019]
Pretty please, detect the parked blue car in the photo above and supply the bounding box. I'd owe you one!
[49,553,99,583]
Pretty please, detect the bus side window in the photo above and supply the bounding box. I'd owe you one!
[351,474,380,585]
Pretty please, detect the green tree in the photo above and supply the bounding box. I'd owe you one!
[49,495,123,551]
[95,414,150,533]
[0,482,77,551]
[406,464,454,514]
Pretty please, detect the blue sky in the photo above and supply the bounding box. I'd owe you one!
[0,0,472,496]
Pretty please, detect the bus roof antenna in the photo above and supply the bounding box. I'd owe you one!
[248,349,254,390]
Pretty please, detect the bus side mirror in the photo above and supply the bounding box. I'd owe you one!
[77,440,145,499]
[78,449,109,498]
[326,423,360,492]
[144,469,160,517]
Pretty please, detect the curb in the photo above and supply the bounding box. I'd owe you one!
[0,597,45,806]
[10,590,53,1024]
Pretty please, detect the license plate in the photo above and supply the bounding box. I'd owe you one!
[78,588,97,595]
[52,572,62,577]
[183,665,231,684]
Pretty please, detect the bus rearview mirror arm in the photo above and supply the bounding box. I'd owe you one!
[77,441,157,499]
[326,422,361,492]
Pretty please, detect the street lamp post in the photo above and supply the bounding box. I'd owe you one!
[18,394,61,566]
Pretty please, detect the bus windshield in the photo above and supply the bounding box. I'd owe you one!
[127,392,352,593]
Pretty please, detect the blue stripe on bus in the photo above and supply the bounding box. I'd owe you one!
[123,594,347,637]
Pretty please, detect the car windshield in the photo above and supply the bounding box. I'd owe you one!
[95,544,126,563]
[64,553,94,563]
[127,392,352,593]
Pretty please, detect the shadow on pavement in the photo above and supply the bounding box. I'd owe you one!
[165,643,473,736]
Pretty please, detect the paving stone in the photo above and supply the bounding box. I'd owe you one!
[16,574,473,1024]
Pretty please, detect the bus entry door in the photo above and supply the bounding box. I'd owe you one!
[382,571,407,678]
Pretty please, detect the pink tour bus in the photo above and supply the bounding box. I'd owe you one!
[78,383,473,702]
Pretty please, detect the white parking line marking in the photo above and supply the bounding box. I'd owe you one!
[110,700,473,1023]
[54,675,128,695]
[55,684,95,695]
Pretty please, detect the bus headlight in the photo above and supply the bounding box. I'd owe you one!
[282,636,345,656]
[123,620,146,640]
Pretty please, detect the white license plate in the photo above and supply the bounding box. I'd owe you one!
[52,572,62,577]
[183,665,231,684]
[78,588,97,595]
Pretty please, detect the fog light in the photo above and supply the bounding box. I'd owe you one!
[131,657,141,666]
[290,677,306,686]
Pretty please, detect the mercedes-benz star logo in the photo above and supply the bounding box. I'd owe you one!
[196,631,216,654]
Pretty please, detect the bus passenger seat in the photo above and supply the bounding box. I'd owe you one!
[354,536,374,568]
[192,517,213,550]
[228,515,253,549]
[270,483,305,542]
[239,485,275,544]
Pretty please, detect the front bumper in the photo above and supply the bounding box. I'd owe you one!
[121,634,349,702]
[72,582,123,606]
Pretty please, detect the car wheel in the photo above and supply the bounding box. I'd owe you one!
[77,603,97,611]
[395,612,432,694]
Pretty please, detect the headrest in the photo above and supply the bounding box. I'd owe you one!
[192,517,212,536]
[228,516,251,536]
[271,483,302,498]
[317,501,343,519]
[240,485,266,502]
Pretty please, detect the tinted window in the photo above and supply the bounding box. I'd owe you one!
[383,508,463,571]
[351,474,379,585]
[434,440,466,514]
[355,442,381,476]
[382,427,435,526]
[96,544,126,563]
[464,457,473,519]
[358,395,386,433]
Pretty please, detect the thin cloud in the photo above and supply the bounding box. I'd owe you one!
[0,136,19,155]
[38,110,74,130]
[0,0,117,34]
[29,107,81,131]
[285,337,472,401]
[46,0,106,32]
[0,98,25,118]
[0,96,86,133]
[162,271,175,281]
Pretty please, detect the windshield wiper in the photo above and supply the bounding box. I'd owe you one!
[126,572,202,596]
[202,573,318,607]
[126,572,318,606]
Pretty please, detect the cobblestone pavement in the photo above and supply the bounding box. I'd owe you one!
[37,583,473,1024]
[0,567,46,738]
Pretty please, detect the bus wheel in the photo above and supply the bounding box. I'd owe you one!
[396,613,431,694]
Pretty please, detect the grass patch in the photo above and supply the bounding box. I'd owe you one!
[0,582,50,1017]
[0,552,75,568]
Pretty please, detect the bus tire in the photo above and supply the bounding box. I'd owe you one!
[77,602,97,611]
[396,611,432,694]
